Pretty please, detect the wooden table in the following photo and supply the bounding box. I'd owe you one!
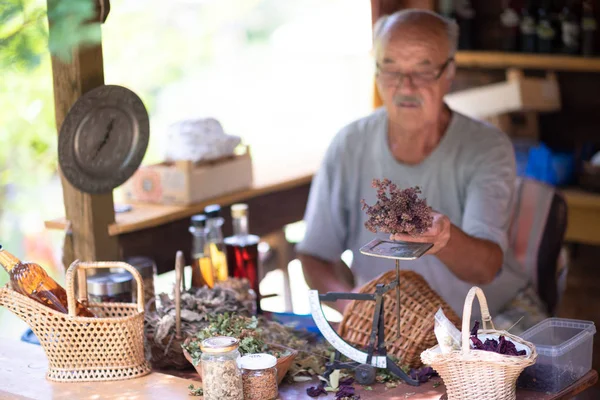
[1,339,597,399]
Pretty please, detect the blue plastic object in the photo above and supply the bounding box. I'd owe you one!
[21,328,40,346]
[514,141,574,186]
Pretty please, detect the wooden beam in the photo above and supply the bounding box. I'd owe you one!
[47,4,120,266]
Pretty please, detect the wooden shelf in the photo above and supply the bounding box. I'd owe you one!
[456,51,600,72]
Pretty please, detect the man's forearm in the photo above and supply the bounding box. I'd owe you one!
[298,253,354,313]
[436,224,503,285]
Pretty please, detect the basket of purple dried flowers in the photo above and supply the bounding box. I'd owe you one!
[421,287,537,400]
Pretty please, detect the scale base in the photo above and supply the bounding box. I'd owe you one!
[323,350,419,386]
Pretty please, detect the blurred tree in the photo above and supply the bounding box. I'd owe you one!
[1,0,102,70]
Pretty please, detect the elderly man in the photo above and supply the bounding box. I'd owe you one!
[296,9,540,324]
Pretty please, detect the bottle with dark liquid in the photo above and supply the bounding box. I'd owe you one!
[204,204,228,283]
[189,214,215,288]
[501,0,522,51]
[521,0,538,52]
[537,0,558,53]
[582,0,597,57]
[456,0,475,50]
[224,203,261,313]
[560,0,581,54]
[0,245,96,317]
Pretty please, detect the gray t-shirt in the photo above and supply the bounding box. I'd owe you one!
[297,107,527,317]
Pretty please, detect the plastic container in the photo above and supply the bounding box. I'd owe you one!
[517,318,596,393]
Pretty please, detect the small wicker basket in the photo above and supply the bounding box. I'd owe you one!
[0,260,151,382]
[339,270,461,368]
[421,287,538,400]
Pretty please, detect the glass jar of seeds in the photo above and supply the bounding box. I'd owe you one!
[239,353,278,400]
[200,336,243,400]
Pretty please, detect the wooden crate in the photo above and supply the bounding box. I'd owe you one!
[123,146,253,205]
[445,69,561,120]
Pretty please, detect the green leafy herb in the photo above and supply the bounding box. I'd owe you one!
[364,386,373,391]
[188,384,203,396]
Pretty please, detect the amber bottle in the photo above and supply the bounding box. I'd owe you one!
[0,245,96,317]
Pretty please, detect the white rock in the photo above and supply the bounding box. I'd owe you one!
[164,118,242,163]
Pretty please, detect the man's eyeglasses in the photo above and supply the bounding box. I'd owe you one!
[375,57,454,88]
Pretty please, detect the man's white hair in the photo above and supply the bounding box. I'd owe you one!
[373,9,459,58]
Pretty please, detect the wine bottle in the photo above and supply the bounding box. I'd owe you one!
[521,0,538,52]
[582,0,597,57]
[456,0,475,50]
[561,0,581,54]
[0,245,96,317]
[537,0,558,53]
[501,0,522,51]
[224,204,261,313]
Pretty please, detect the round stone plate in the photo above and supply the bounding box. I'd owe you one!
[58,85,149,194]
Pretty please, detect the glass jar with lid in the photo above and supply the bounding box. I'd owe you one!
[200,336,243,400]
[87,272,133,303]
[239,353,278,400]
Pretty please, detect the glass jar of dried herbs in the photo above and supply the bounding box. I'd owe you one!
[200,336,243,400]
[239,353,278,400]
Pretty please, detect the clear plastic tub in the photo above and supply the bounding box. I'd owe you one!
[517,318,596,393]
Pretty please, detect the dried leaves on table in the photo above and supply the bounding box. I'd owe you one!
[144,281,251,369]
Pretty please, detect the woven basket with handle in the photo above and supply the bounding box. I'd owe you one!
[339,270,461,368]
[0,260,151,382]
[421,287,538,400]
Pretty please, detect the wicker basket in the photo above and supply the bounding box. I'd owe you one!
[339,270,461,368]
[0,260,151,382]
[421,287,538,400]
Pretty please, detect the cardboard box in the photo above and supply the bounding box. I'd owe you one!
[445,70,561,120]
[123,147,253,205]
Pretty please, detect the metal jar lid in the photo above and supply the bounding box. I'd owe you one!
[87,272,133,296]
[200,336,239,354]
[124,256,156,279]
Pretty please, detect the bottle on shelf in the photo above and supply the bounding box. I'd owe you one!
[537,0,558,53]
[456,0,475,50]
[204,204,229,283]
[560,0,581,54]
[500,0,522,51]
[224,203,261,313]
[582,0,597,57]
[189,214,215,288]
[520,0,538,52]
[0,245,96,317]
[438,0,455,19]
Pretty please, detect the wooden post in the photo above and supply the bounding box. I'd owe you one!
[47,2,120,267]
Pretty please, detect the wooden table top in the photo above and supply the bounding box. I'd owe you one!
[1,339,596,400]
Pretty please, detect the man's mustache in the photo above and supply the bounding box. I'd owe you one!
[393,95,422,106]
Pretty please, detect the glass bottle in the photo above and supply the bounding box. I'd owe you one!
[560,0,581,54]
[204,204,229,283]
[537,0,557,53]
[200,336,243,400]
[0,245,96,317]
[501,0,521,51]
[582,0,597,57]
[521,0,538,52]
[189,214,215,288]
[224,204,261,313]
[456,0,475,50]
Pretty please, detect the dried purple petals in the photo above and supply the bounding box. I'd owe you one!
[306,383,327,397]
[470,320,527,356]
[409,366,438,383]
[361,179,433,235]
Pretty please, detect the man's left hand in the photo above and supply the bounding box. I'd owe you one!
[389,211,451,255]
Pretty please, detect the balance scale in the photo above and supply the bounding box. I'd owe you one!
[309,238,433,386]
